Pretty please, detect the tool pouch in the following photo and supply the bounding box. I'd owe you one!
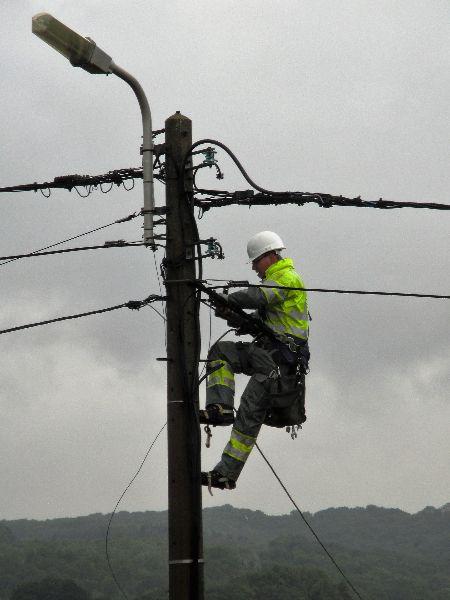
[264,373,306,428]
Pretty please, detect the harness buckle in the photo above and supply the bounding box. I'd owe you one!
[268,366,281,380]
[288,339,298,353]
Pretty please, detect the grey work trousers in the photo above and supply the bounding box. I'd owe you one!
[206,339,283,481]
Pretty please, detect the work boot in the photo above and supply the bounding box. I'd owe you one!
[201,470,236,494]
[199,403,234,426]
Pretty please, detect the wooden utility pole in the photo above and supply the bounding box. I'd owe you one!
[164,111,204,600]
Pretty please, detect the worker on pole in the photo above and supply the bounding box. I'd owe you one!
[200,231,310,491]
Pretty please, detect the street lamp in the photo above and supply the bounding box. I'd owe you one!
[32,12,155,246]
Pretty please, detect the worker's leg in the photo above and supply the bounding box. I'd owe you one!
[213,344,278,481]
[205,340,246,409]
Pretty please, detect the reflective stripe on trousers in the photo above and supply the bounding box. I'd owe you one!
[206,359,235,393]
[224,428,256,463]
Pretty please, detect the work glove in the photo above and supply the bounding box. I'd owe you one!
[213,293,233,320]
[213,293,257,334]
[226,313,247,329]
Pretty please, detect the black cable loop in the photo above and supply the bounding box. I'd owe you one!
[185,138,278,195]
[74,185,91,198]
[105,421,167,600]
[100,182,114,194]
[255,441,365,600]
[122,178,135,191]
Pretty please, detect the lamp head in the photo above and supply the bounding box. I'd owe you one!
[32,13,112,74]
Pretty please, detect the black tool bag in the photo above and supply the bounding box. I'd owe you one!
[261,335,309,428]
[264,370,306,428]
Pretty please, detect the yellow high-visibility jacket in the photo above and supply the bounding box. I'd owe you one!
[227,257,309,342]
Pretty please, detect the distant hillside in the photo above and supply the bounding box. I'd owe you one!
[1,503,449,599]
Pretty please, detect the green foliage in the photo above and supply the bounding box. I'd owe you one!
[10,577,90,600]
[0,504,449,600]
[207,565,351,599]
[0,526,14,545]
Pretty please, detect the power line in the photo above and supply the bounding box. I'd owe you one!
[0,294,165,337]
[255,441,365,600]
[106,421,167,600]
[0,167,144,196]
[3,142,448,212]
[0,241,146,262]
[0,211,140,268]
[145,303,167,322]
[223,282,450,300]
[187,139,450,212]
[0,131,165,197]
[166,279,450,301]
[0,148,166,198]
[195,190,450,212]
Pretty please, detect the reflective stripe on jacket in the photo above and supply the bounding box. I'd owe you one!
[227,258,309,341]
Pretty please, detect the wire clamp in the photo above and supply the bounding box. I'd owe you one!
[126,300,144,310]
[104,239,126,247]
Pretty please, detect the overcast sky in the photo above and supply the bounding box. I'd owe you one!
[1,0,449,522]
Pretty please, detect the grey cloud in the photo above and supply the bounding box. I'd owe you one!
[0,0,448,519]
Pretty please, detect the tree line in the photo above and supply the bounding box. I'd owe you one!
[1,503,449,599]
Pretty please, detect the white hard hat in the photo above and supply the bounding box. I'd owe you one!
[247,231,285,262]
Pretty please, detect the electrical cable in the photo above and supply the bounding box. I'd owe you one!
[221,282,450,301]
[199,304,213,381]
[145,303,167,322]
[168,279,450,301]
[153,249,167,333]
[0,241,145,262]
[255,441,365,600]
[0,168,144,195]
[105,421,167,600]
[195,190,450,212]
[186,139,285,195]
[3,155,448,210]
[0,211,140,268]
[197,327,235,388]
[186,139,450,211]
[0,294,165,336]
